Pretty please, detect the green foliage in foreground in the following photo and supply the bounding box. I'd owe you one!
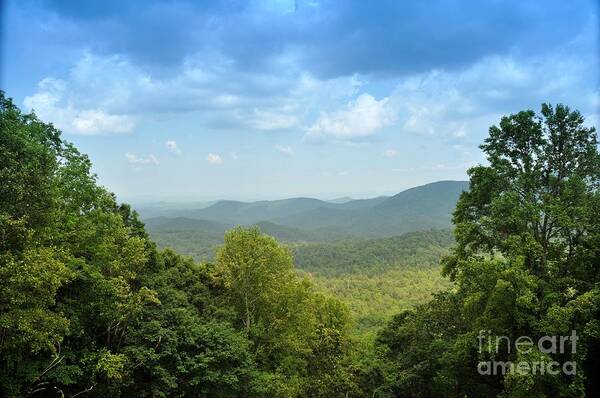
[0,92,360,397]
[152,227,455,336]
[2,92,599,397]
[374,104,600,397]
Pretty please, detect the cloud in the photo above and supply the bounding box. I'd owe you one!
[165,140,182,155]
[21,49,375,139]
[17,9,598,145]
[24,77,135,135]
[247,108,299,131]
[383,149,397,157]
[306,93,396,142]
[29,0,594,78]
[275,145,294,155]
[22,51,319,135]
[387,50,599,141]
[125,152,159,165]
[207,153,223,165]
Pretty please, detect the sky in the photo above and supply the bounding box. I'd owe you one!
[2,0,599,202]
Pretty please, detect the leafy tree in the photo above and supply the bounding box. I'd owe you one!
[376,104,600,397]
[215,227,359,397]
[0,92,74,396]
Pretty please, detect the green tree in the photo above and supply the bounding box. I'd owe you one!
[0,92,74,396]
[376,104,600,397]
[215,227,359,397]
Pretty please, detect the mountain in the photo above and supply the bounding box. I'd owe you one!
[165,197,331,224]
[140,198,335,225]
[138,195,392,223]
[142,181,467,264]
[332,195,390,210]
[272,181,468,236]
[135,201,217,219]
[142,180,468,240]
[326,196,354,204]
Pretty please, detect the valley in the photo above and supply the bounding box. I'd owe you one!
[140,182,465,336]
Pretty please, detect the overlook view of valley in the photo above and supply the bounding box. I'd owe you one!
[1,1,599,397]
[139,181,465,334]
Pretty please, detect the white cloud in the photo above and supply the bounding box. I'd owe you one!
[22,52,388,141]
[230,151,238,160]
[24,77,135,135]
[247,108,299,131]
[23,51,320,135]
[207,153,223,165]
[275,145,294,155]
[165,140,182,155]
[71,109,134,134]
[125,152,159,165]
[383,149,397,157]
[390,53,599,142]
[305,93,396,142]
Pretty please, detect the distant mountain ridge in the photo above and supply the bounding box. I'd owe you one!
[142,180,468,239]
[270,180,468,236]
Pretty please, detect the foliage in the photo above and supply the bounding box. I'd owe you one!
[290,230,455,335]
[292,229,454,276]
[0,92,358,397]
[4,91,599,397]
[375,104,600,397]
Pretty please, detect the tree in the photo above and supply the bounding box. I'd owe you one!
[445,104,599,280]
[376,104,600,397]
[216,227,297,336]
[215,227,360,397]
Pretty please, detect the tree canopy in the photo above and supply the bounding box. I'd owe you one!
[375,104,600,397]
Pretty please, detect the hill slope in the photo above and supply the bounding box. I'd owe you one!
[293,229,455,333]
[143,181,469,243]
[273,181,468,236]
[293,229,454,275]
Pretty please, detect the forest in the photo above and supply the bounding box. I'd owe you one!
[1,90,600,397]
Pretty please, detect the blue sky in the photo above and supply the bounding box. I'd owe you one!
[2,0,599,202]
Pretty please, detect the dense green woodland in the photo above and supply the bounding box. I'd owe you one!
[148,225,455,336]
[292,230,454,335]
[1,90,600,397]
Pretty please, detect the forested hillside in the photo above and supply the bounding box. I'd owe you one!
[145,217,355,262]
[2,92,599,397]
[292,229,454,275]
[292,230,455,334]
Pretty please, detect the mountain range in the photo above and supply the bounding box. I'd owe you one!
[142,180,469,240]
